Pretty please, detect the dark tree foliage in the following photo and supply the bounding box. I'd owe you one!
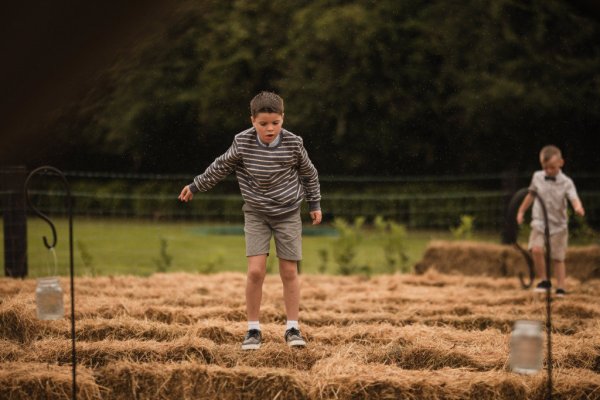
[48,0,600,175]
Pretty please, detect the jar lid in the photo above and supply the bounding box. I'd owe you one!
[513,319,542,330]
[36,277,61,285]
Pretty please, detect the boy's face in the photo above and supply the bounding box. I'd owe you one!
[541,155,564,177]
[251,112,284,145]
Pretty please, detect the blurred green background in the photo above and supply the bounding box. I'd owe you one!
[1,0,599,277]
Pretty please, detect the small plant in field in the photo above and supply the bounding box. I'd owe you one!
[199,252,224,273]
[317,248,329,274]
[451,215,475,240]
[77,240,96,276]
[332,216,367,275]
[374,216,410,273]
[154,237,173,272]
[569,213,598,244]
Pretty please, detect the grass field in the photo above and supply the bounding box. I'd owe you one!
[1,270,598,399]
[1,218,500,277]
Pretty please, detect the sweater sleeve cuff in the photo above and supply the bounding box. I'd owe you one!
[308,201,321,211]
[188,183,199,193]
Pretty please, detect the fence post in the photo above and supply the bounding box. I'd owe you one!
[1,166,28,277]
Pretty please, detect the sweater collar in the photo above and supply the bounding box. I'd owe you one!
[256,130,282,148]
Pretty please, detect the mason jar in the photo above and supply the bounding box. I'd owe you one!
[35,277,65,320]
[509,319,543,374]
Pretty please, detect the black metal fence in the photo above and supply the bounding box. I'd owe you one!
[3,169,599,229]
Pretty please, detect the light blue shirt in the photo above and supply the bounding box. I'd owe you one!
[256,133,282,147]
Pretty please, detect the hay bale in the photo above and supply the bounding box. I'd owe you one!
[195,324,238,344]
[0,297,61,343]
[565,245,600,282]
[310,360,529,400]
[0,300,36,342]
[76,316,187,341]
[225,342,325,370]
[415,241,600,281]
[97,362,310,400]
[0,339,25,361]
[528,368,600,399]
[0,362,101,400]
[374,344,485,370]
[365,325,508,371]
[414,241,522,277]
[28,337,219,368]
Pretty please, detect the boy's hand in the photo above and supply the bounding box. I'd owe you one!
[572,198,585,217]
[178,186,194,202]
[310,210,322,225]
[516,211,524,225]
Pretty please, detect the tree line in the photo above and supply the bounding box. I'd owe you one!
[46,0,600,177]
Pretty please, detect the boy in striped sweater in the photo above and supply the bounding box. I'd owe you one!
[178,91,322,350]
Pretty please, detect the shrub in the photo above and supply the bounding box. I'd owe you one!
[374,216,410,273]
[154,237,173,272]
[200,252,224,274]
[451,215,475,240]
[332,217,370,276]
[77,240,96,276]
[317,248,329,274]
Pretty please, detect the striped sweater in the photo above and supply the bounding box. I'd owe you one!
[189,128,321,216]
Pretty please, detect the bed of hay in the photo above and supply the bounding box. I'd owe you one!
[1,270,599,399]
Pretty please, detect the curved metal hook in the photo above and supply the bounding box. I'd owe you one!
[505,188,535,289]
[23,166,72,249]
[514,243,535,289]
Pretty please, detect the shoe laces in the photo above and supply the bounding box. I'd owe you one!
[246,329,261,340]
[286,327,301,338]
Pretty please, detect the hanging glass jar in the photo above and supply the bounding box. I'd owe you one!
[509,319,543,374]
[35,277,64,320]
[35,247,64,320]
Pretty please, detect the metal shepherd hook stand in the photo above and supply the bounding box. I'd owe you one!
[24,166,77,400]
[507,188,553,400]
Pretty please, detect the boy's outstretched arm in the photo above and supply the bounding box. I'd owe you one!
[178,140,240,203]
[517,192,535,224]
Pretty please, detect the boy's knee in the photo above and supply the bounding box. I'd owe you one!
[531,247,544,256]
[279,261,298,281]
[247,266,266,283]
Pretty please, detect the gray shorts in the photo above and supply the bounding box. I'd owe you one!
[528,229,568,261]
[243,204,302,261]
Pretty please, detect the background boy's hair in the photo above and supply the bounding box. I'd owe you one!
[540,145,562,162]
[250,91,284,117]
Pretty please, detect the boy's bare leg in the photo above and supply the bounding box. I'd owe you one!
[531,246,547,281]
[246,255,267,321]
[279,258,300,321]
[554,260,566,289]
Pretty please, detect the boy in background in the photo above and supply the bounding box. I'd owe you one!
[179,91,322,349]
[517,145,585,297]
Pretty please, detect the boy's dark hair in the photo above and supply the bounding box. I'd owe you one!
[250,91,284,117]
[540,145,562,162]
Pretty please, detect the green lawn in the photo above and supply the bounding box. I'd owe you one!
[1,218,502,277]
